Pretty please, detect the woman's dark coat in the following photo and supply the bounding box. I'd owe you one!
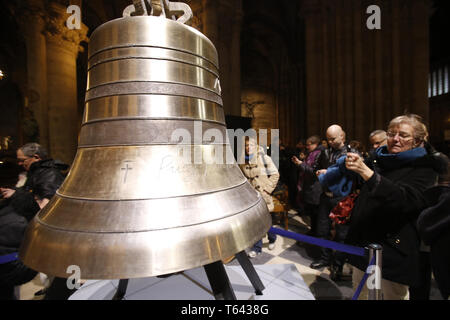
[346,149,448,287]
[417,185,450,299]
[297,145,324,206]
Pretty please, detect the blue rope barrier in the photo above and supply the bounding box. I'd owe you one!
[351,256,376,300]
[269,227,366,257]
[269,227,381,300]
[0,252,18,264]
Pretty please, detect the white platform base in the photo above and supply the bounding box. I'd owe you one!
[69,264,315,300]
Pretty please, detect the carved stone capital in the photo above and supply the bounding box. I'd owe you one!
[14,0,47,35]
[44,2,88,54]
[12,0,88,53]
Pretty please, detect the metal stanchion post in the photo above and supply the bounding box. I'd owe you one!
[367,244,383,300]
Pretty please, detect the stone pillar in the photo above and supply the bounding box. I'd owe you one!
[44,2,88,165]
[409,0,430,121]
[301,0,323,137]
[18,0,49,149]
[229,1,243,117]
[201,0,242,117]
[201,0,219,47]
[302,0,431,146]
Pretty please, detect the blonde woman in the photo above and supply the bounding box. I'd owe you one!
[239,138,280,258]
[343,114,448,299]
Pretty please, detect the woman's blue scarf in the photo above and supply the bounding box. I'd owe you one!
[318,146,427,197]
[318,156,354,197]
[375,145,427,170]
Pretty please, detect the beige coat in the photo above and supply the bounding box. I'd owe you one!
[239,150,280,211]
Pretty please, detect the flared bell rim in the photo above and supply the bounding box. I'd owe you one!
[19,197,271,279]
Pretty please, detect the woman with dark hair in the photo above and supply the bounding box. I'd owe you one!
[344,114,448,299]
[291,135,325,235]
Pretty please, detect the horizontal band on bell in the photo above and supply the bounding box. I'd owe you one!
[78,119,228,147]
[76,143,232,149]
[88,16,218,68]
[87,59,220,94]
[37,193,263,234]
[83,95,225,124]
[39,181,260,232]
[83,116,226,128]
[58,145,245,200]
[88,46,219,77]
[85,82,223,106]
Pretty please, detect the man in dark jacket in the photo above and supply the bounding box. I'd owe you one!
[0,143,67,299]
[310,125,352,272]
[1,143,68,221]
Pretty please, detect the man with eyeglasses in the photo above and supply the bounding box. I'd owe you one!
[0,143,67,299]
[310,125,357,278]
[1,143,68,219]
[369,130,388,151]
[366,130,389,171]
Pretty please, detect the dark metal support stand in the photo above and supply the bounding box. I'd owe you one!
[112,279,129,300]
[235,250,265,295]
[204,261,237,300]
[111,251,265,300]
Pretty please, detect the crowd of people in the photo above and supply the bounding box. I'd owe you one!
[0,113,449,301]
[242,114,449,300]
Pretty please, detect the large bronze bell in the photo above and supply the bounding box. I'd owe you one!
[19,0,271,280]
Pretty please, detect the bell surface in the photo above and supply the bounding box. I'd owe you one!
[19,15,271,279]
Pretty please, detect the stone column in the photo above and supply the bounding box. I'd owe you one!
[201,0,219,47]
[228,0,243,117]
[409,0,430,121]
[17,0,49,149]
[44,2,88,165]
[301,0,323,137]
[216,0,242,117]
[201,0,242,117]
